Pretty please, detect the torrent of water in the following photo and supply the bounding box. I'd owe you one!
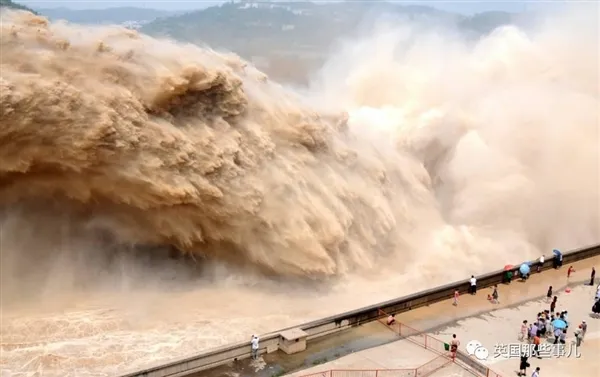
[0,4,598,377]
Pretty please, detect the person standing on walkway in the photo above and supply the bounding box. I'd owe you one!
[559,329,567,344]
[532,367,541,377]
[538,319,547,338]
[518,353,530,376]
[553,326,562,344]
[537,255,544,273]
[469,275,477,295]
[453,289,459,306]
[546,315,554,338]
[574,325,583,347]
[250,335,260,360]
[491,285,499,304]
[562,310,569,324]
[519,320,528,341]
[450,334,460,360]
[558,253,563,267]
[532,331,542,358]
[590,267,596,286]
[550,296,557,313]
[581,320,587,341]
[546,286,553,303]
[529,322,538,343]
[567,266,575,278]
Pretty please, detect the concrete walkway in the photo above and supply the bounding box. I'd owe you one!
[192,256,599,377]
[429,365,473,377]
[394,255,599,331]
[284,339,435,376]
[283,256,599,377]
[430,283,600,377]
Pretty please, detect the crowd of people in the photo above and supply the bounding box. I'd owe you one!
[248,256,598,371]
[517,264,597,377]
[516,301,589,376]
[451,258,597,377]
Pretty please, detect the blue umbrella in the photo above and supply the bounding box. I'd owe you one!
[519,263,530,275]
[552,319,567,329]
[553,249,562,257]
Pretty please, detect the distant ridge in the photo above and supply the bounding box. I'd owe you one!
[32,6,183,25]
[141,1,522,50]
[139,1,524,83]
[0,0,36,14]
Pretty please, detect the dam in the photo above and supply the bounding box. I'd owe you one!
[118,245,600,377]
[1,5,599,377]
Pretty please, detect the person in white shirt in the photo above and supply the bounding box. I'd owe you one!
[251,335,260,360]
[469,275,477,295]
[537,255,545,272]
[531,366,540,377]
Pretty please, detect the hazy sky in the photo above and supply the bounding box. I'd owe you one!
[17,0,568,14]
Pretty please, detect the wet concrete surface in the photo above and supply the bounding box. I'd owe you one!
[187,321,400,377]
[185,256,599,377]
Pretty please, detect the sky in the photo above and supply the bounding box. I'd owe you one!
[17,0,571,15]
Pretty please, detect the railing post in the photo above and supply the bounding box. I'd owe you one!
[376,370,379,377]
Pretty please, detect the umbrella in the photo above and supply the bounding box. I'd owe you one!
[553,249,562,257]
[519,263,530,275]
[504,264,514,271]
[552,319,567,329]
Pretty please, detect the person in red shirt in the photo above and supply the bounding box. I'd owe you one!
[532,331,542,358]
[567,266,576,278]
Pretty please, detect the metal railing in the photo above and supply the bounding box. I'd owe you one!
[119,244,600,377]
[377,308,499,377]
[298,355,452,377]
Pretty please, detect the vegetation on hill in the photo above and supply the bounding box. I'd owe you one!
[140,1,524,84]
[142,2,520,50]
[35,7,181,25]
[0,0,36,14]
[142,2,463,55]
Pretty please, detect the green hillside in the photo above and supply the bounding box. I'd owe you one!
[0,0,36,14]
[140,1,522,84]
[142,2,459,56]
[34,7,180,25]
